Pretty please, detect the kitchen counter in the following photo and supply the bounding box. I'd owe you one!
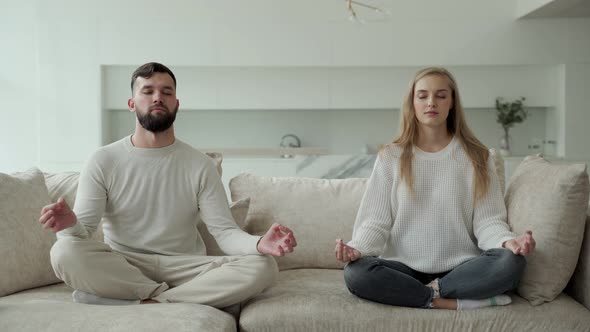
[200,147,329,158]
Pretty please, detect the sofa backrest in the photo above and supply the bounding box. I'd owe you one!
[231,174,368,270]
[567,212,590,310]
[229,149,507,271]
[0,169,61,296]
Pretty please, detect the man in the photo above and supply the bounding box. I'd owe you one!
[39,62,296,307]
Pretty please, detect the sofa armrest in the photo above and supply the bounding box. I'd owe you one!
[567,214,590,310]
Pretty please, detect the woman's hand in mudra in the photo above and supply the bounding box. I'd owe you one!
[335,239,361,263]
[503,230,536,256]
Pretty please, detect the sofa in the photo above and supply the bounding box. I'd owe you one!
[1,153,590,332]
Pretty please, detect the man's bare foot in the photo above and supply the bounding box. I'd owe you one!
[140,299,159,304]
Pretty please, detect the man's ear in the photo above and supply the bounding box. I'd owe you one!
[128,98,135,113]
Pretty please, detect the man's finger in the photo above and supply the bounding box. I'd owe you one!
[281,241,293,253]
[39,210,53,224]
[43,217,56,229]
[46,220,56,230]
[288,233,298,247]
[271,223,282,233]
[286,232,297,247]
[56,197,69,210]
[278,224,293,235]
[40,202,58,215]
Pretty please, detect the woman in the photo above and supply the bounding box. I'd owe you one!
[335,67,535,310]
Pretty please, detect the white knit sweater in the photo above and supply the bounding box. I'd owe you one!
[58,136,261,256]
[348,136,516,273]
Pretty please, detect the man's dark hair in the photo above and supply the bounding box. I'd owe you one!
[130,62,177,93]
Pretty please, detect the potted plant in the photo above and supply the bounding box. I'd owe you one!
[495,96,527,156]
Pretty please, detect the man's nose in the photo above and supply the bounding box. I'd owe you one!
[152,91,163,104]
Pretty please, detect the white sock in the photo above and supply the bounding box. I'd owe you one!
[457,294,512,310]
[72,290,140,306]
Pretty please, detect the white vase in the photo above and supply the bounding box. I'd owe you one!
[499,128,512,157]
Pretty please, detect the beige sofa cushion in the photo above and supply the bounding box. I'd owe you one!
[44,172,79,207]
[0,168,61,296]
[567,211,590,310]
[0,283,236,332]
[230,174,368,270]
[240,269,590,332]
[198,197,251,256]
[505,155,590,305]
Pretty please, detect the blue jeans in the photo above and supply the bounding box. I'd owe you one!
[343,248,526,308]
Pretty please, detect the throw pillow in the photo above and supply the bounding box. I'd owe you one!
[205,152,223,176]
[230,174,368,270]
[197,197,250,256]
[505,155,589,305]
[44,171,79,208]
[0,168,62,296]
[566,212,590,310]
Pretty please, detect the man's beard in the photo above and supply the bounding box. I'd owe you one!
[136,104,177,133]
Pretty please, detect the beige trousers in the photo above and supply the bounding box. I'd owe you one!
[50,237,278,308]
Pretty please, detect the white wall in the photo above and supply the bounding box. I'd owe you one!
[103,65,559,110]
[1,0,590,171]
[0,1,39,172]
[563,64,590,158]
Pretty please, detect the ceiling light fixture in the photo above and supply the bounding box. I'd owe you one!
[346,0,389,23]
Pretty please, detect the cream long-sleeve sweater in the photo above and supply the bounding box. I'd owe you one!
[58,136,261,256]
[348,136,516,273]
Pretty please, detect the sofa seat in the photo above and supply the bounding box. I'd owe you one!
[239,269,590,332]
[0,283,236,332]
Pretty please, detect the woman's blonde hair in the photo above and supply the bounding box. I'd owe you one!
[392,67,490,201]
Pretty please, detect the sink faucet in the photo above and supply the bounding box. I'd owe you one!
[280,134,301,158]
[280,134,301,148]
